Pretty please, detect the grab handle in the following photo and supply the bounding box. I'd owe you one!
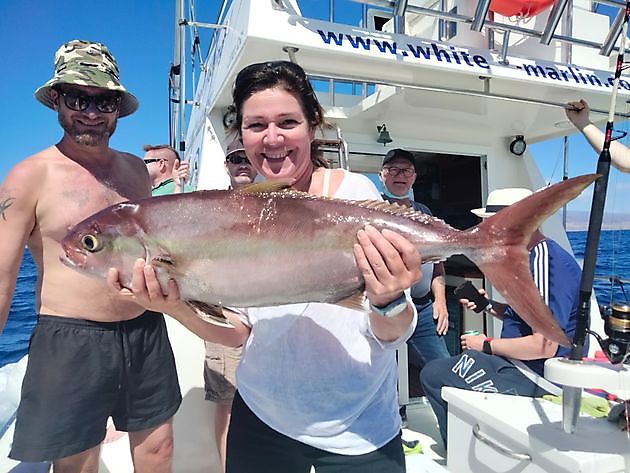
[472,423,532,461]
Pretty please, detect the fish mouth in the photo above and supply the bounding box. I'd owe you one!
[59,246,88,269]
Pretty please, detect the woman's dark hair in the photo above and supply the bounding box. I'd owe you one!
[231,60,329,168]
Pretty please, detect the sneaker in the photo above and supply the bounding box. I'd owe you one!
[402,438,423,455]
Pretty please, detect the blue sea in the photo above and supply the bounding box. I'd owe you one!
[1,230,630,368]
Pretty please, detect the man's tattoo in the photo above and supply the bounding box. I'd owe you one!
[0,197,15,221]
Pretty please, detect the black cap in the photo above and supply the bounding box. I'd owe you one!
[382,148,415,167]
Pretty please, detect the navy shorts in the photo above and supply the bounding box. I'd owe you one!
[9,311,182,462]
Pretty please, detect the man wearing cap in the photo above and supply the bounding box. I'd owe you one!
[203,137,257,471]
[420,187,586,448]
[0,40,181,471]
[379,148,451,426]
[144,144,193,195]
[223,138,257,190]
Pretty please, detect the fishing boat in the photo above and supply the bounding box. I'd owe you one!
[2,0,630,471]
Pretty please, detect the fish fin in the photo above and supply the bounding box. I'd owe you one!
[464,174,598,347]
[354,199,441,224]
[186,301,235,328]
[151,253,191,279]
[152,254,174,266]
[336,292,367,311]
[237,180,294,194]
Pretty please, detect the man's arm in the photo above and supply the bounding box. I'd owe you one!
[0,161,39,333]
[463,332,557,360]
[566,99,630,173]
[431,263,449,335]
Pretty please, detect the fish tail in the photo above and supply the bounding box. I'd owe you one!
[463,174,598,347]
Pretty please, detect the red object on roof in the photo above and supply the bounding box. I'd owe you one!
[490,0,557,17]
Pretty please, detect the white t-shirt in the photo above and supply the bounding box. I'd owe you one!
[236,171,417,454]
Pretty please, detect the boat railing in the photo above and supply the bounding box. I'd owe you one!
[172,0,630,158]
[317,127,350,170]
[273,0,629,58]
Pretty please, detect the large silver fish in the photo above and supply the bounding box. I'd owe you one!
[61,174,598,346]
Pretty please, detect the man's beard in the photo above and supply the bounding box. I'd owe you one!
[58,114,117,146]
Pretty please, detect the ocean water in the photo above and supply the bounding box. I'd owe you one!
[0,250,37,368]
[1,231,629,368]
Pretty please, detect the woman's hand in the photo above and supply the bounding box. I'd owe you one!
[354,224,421,307]
[107,258,186,315]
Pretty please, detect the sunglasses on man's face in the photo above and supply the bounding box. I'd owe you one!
[227,154,250,165]
[57,90,121,114]
[143,158,162,165]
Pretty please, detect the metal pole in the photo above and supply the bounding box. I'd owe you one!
[329,0,335,106]
[562,0,630,435]
[562,135,568,229]
[393,0,409,34]
[563,0,573,64]
[178,0,187,192]
[171,0,183,151]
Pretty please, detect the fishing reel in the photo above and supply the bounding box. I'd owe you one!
[591,304,630,365]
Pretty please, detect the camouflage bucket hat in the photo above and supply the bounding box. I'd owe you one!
[34,39,138,118]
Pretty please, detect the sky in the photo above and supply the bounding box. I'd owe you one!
[1,0,629,216]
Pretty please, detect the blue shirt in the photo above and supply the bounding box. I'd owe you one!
[501,238,586,375]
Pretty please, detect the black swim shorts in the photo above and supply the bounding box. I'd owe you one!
[9,311,182,462]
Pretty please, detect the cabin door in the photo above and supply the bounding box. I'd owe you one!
[332,149,487,401]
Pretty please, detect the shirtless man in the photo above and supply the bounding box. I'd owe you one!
[0,40,181,472]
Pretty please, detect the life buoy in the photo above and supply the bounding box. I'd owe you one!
[489,0,557,17]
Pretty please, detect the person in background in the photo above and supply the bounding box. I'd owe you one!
[224,138,258,189]
[378,148,450,427]
[565,98,630,173]
[0,39,180,472]
[109,60,422,473]
[203,137,257,471]
[420,187,586,448]
[144,143,193,194]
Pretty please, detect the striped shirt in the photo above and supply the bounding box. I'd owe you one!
[501,239,584,375]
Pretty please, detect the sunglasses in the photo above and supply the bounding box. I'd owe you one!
[227,155,250,165]
[57,90,121,114]
[143,158,161,165]
[383,167,415,177]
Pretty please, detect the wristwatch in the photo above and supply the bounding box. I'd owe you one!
[482,337,493,355]
[370,293,408,318]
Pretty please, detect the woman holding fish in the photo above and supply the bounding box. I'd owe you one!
[111,61,422,472]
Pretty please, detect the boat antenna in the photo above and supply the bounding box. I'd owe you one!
[562,0,630,433]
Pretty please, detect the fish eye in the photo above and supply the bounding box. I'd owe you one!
[81,234,101,253]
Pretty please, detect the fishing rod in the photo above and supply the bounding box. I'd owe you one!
[562,0,630,434]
